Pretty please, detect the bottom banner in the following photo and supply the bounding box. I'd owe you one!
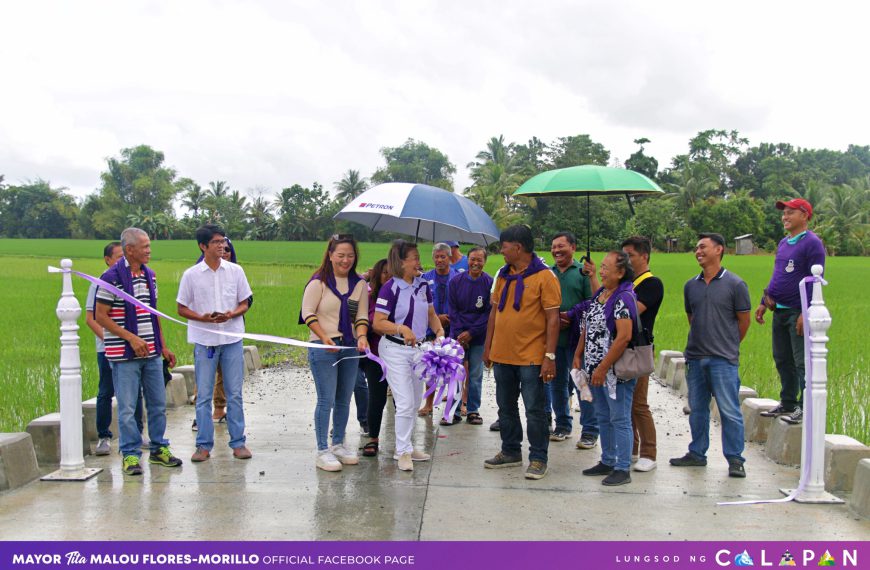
[0,541,865,570]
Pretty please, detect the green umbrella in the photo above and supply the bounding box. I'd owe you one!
[512,164,664,262]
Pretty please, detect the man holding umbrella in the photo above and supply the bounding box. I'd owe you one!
[483,225,561,480]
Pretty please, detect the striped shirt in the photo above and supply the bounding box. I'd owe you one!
[95,264,158,362]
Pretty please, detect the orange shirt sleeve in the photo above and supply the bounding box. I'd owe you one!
[540,270,562,310]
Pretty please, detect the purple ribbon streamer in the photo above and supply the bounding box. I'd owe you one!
[51,267,352,351]
[718,274,825,506]
[414,338,466,422]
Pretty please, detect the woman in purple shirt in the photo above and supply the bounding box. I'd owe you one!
[372,240,445,472]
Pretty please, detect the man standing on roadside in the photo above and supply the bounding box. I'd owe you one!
[86,242,145,456]
[757,198,825,425]
[446,241,468,273]
[548,232,597,447]
[177,224,254,462]
[671,233,751,478]
[483,225,561,480]
[621,236,664,472]
[95,227,181,476]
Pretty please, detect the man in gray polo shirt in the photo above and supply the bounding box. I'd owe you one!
[670,233,751,478]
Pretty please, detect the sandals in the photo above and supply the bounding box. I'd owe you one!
[362,441,379,457]
[417,407,433,417]
[439,416,460,426]
[460,403,468,417]
[467,413,483,425]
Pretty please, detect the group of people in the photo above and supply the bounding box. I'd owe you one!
[86,197,823,484]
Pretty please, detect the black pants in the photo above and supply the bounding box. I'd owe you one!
[773,308,805,410]
[362,357,389,439]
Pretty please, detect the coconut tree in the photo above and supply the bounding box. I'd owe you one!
[334,170,368,204]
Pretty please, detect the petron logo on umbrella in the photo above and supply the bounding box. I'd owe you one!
[357,202,394,210]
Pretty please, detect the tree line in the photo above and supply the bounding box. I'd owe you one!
[1,130,868,255]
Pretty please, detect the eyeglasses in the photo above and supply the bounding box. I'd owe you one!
[209,238,227,246]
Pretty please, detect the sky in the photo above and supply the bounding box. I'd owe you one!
[1,0,868,205]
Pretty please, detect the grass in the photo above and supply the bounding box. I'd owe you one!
[0,240,866,444]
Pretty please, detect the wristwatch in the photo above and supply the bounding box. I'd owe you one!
[544,352,556,361]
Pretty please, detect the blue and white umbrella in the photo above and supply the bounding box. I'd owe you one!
[334,182,500,245]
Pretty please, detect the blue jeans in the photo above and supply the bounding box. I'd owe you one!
[686,357,745,462]
[111,356,168,457]
[591,379,636,471]
[97,352,143,438]
[354,369,369,424]
[194,341,247,450]
[494,363,549,463]
[308,343,359,451]
[465,344,484,414]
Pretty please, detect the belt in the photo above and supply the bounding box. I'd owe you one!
[383,335,423,348]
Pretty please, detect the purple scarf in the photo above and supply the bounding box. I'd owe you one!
[299,272,362,346]
[100,258,163,360]
[598,281,639,338]
[496,255,549,311]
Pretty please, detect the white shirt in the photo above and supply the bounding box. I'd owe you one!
[176,259,253,346]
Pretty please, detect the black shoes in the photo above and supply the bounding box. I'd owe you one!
[582,461,614,476]
[669,452,708,467]
[781,407,803,425]
[602,470,631,486]
[760,403,794,417]
[728,458,746,478]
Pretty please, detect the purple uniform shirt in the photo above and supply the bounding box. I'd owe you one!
[448,271,493,346]
[375,276,433,339]
[765,231,825,309]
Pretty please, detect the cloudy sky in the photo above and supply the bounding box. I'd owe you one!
[1,0,867,203]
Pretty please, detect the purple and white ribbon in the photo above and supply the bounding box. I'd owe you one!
[414,337,466,422]
[50,266,359,350]
[718,274,826,506]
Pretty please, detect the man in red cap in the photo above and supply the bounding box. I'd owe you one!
[756,198,825,425]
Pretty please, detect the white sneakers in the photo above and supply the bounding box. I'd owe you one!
[95,438,111,456]
[316,450,343,472]
[633,457,657,472]
[330,444,359,465]
[394,449,431,472]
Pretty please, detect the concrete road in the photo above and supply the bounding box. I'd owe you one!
[1,364,867,540]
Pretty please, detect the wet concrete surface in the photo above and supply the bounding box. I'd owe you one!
[0,365,867,540]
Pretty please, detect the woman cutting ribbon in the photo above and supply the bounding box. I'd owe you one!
[301,234,370,472]
[372,239,445,472]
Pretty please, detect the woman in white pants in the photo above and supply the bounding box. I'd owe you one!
[373,239,445,472]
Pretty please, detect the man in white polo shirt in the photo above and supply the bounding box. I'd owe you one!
[177,224,254,462]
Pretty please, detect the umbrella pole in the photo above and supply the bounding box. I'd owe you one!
[585,194,591,263]
[415,219,421,244]
[625,193,636,215]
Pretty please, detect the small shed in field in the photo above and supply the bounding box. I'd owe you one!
[735,234,755,255]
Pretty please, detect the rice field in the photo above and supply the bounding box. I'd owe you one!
[0,239,866,444]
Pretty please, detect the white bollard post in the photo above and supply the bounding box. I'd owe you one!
[782,264,842,503]
[42,259,101,481]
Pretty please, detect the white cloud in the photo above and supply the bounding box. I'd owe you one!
[0,0,867,201]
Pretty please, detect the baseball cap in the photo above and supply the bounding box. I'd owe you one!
[444,241,460,247]
[776,198,813,220]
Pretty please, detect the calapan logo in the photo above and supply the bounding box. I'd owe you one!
[358,202,394,210]
[735,551,756,566]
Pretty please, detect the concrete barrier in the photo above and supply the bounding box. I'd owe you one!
[848,458,870,519]
[665,358,686,389]
[244,345,262,370]
[243,349,255,375]
[765,418,803,465]
[655,351,683,383]
[165,373,189,408]
[711,387,758,422]
[742,397,779,443]
[25,413,91,465]
[82,397,119,443]
[174,365,196,398]
[824,435,870,493]
[0,433,41,491]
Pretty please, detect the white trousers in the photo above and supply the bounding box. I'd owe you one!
[378,340,424,455]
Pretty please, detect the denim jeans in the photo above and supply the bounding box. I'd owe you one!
[354,369,369,424]
[591,379,636,471]
[308,342,359,451]
[686,357,746,462]
[111,355,168,457]
[465,344,484,414]
[194,340,247,450]
[493,363,549,463]
[772,308,805,409]
[96,352,143,439]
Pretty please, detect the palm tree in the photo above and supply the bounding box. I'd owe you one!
[334,170,368,204]
[181,182,205,216]
[664,163,719,209]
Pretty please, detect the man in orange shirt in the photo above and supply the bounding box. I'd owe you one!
[483,225,561,480]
